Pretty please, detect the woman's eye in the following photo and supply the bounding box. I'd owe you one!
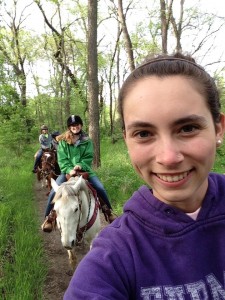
[137,131,150,138]
[181,124,199,133]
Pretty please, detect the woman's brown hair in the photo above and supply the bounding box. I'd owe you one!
[118,52,221,130]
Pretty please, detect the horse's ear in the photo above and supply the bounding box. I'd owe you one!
[73,175,83,192]
[51,178,59,192]
[77,175,83,184]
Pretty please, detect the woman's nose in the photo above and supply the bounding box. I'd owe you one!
[155,139,184,166]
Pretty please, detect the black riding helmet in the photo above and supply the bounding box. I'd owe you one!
[67,115,83,127]
[51,131,60,138]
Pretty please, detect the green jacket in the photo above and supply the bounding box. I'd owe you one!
[57,133,96,177]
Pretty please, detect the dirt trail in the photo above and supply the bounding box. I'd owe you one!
[34,178,107,300]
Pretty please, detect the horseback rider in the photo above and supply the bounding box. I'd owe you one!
[32,125,52,173]
[41,115,117,232]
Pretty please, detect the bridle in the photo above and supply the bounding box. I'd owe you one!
[41,152,57,178]
[75,184,100,245]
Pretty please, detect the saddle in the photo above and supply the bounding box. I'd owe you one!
[66,170,117,224]
[66,170,89,181]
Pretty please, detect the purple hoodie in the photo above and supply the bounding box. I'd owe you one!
[64,173,225,299]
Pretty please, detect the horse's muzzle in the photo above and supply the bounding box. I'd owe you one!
[63,240,75,250]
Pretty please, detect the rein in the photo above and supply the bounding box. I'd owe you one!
[76,181,100,245]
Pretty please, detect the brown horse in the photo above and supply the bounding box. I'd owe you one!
[37,150,59,194]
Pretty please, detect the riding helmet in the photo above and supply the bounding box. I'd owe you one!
[41,124,48,130]
[51,131,60,138]
[67,115,83,127]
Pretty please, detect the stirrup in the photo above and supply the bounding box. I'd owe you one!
[41,210,57,232]
[101,205,117,224]
[41,218,53,233]
[108,211,117,223]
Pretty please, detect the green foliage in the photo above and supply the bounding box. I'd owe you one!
[0,85,20,118]
[215,74,225,113]
[0,145,46,299]
[0,103,33,156]
[213,144,225,173]
[96,138,145,214]
[131,22,161,60]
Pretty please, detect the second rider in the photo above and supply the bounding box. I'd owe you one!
[41,115,117,232]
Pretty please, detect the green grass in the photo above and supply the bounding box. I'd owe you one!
[213,146,225,173]
[0,145,47,300]
[0,138,225,298]
[96,138,145,214]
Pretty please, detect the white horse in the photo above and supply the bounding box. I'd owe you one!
[51,175,101,274]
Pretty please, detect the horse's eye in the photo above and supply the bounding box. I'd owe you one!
[74,208,78,213]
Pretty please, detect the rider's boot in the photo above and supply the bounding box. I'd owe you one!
[101,204,117,224]
[41,210,57,232]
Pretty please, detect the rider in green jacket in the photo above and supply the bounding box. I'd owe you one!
[41,115,117,232]
[57,130,95,177]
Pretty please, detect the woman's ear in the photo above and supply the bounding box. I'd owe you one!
[215,113,225,144]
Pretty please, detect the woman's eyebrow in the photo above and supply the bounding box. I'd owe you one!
[126,115,207,131]
[173,115,207,126]
[126,121,155,131]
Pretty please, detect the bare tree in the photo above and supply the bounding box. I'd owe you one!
[0,0,31,106]
[35,0,84,117]
[160,0,174,54]
[170,0,184,52]
[117,0,135,71]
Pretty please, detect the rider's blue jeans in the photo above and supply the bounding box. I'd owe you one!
[33,149,43,170]
[44,173,112,217]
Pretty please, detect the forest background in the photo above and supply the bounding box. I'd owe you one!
[1,1,225,297]
[1,0,225,166]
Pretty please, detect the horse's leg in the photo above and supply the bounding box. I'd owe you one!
[66,249,77,276]
[41,176,45,188]
[37,168,42,181]
[46,176,50,189]
[46,175,51,196]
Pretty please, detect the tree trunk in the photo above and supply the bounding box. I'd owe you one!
[117,0,135,71]
[160,0,174,54]
[87,0,100,168]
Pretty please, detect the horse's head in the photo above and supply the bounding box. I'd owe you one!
[51,176,86,250]
[41,152,56,173]
[43,151,55,164]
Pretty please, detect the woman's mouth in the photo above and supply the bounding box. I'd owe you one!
[156,171,190,183]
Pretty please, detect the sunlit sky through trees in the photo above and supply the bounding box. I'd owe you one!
[2,0,225,97]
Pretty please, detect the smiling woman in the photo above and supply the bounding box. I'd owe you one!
[122,75,221,212]
[63,52,225,300]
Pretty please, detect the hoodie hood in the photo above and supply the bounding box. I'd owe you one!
[123,173,225,236]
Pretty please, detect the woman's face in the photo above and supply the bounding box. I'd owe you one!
[123,76,225,212]
[69,123,82,134]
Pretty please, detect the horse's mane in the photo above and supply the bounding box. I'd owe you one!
[53,182,76,203]
[53,177,88,204]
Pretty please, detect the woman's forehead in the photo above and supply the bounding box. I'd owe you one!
[124,76,206,109]
[123,76,210,126]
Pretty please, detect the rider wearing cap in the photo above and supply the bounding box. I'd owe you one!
[41,115,117,232]
[32,125,52,173]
